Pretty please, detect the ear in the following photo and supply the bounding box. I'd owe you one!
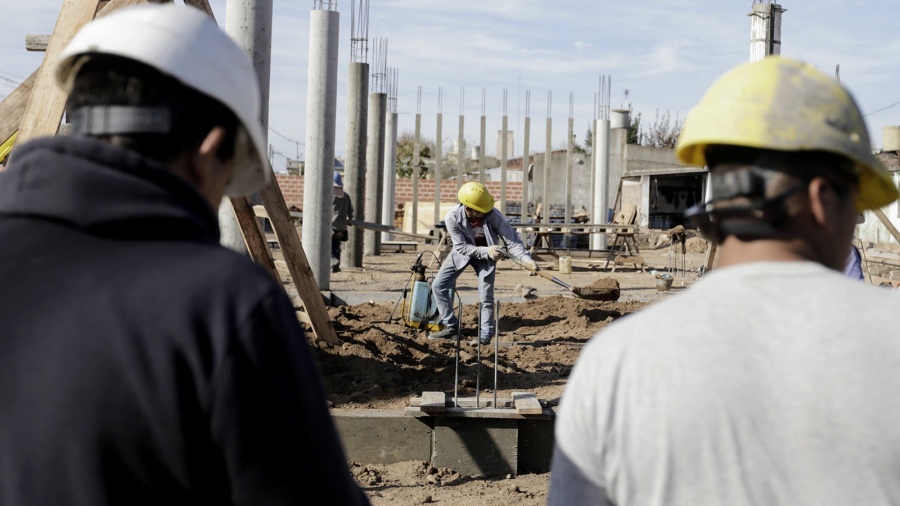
[806,177,836,230]
[192,127,228,185]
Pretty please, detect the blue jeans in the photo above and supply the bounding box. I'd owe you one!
[431,255,495,340]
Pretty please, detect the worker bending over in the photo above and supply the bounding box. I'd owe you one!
[549,57,900,505]
[429,182,536,345]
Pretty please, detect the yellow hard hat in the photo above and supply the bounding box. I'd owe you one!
[676,56,898,211]
[458,182,495,213]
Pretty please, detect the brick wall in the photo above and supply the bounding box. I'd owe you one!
[276,174,524,209]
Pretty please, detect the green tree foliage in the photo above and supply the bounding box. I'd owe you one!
[627,105,641,145]
[396,131,433,179]
[583,125,593,154]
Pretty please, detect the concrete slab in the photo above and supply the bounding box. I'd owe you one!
[332,409,432,464]
[432,417,518,478]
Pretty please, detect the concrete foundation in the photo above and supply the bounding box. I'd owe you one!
[332,407,556,478]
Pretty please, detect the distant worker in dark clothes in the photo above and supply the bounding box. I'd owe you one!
[332,170,353,273]
[0,5,368,506]
[428,182,536,345]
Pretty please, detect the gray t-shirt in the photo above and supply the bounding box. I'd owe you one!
[550,261,900,506]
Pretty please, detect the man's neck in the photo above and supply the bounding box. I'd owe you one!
[715,237,826,270]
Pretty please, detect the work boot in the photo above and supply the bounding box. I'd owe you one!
[331,257,340,273]
[427,326,459,341]
[469,336,493,346]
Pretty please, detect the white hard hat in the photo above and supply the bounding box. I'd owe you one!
[56,4,270,196]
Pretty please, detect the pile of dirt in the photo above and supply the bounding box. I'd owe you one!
[572,277,620,301]
[312,296,646,409]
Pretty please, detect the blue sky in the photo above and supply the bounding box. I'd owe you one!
[3,0,900,171]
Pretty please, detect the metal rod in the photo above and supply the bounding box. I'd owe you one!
[475,301,481,409]
[493,301,499,409]
[453,290,462,408]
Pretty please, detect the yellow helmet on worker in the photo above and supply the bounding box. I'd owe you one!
[676,56,898,211]
[458,182,495,214]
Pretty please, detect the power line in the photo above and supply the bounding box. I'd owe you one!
[866,100,900,117]
[268,127,303,145]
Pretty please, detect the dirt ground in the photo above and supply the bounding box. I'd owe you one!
[296,234,710,505]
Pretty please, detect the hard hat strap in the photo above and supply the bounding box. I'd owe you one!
[69,106,172,136]
[685,183,804,244]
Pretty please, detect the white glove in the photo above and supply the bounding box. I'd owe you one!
[486,245,503,261]
[521,260,539,272]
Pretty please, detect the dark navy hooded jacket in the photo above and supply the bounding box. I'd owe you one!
[0,136,368,506]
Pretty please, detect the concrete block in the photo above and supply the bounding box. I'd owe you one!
[517,418,555,474]
[432,417,517,478]
[332,409,432,464]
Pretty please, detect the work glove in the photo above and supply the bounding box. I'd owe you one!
[486,245,503,261]
[521,260,539,272]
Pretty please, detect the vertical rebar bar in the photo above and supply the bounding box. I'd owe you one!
[493,301,499,409]
[476,301,481,409]
[412,86,421,235]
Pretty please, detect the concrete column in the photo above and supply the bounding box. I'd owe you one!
[343,62,368,268]
[749,2,784,62]
[302,9,339,289]
[363,92,387,256]
[221,0,273,254]
[412,111,421,235]
[521,115,531,221]
[591,118,610,250]
[381,111,398,241]
[543,117,551,225]
[434,112,443,227]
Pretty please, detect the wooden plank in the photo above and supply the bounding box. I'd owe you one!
[16,0,157,144]
[348,219,433,241]
[418,391,446,413]
[25,34,50,52]
[229,196,280,281]
[410,396,513,409]
[512,392,543,415]
[0,72,37,147]
[182,0,215,17]
[872,208,900,245]
[259,177,339,344]
[17,0,104,143]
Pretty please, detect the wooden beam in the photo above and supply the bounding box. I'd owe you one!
[16,0,158,144]
[181,0,215,17]
[0,72,37,146]
[16,0,103,143]
[348,219,434,241]
[229,196,280,281]
[25,34,50,52]
[872,208,900,244]
[259,178,340,344]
